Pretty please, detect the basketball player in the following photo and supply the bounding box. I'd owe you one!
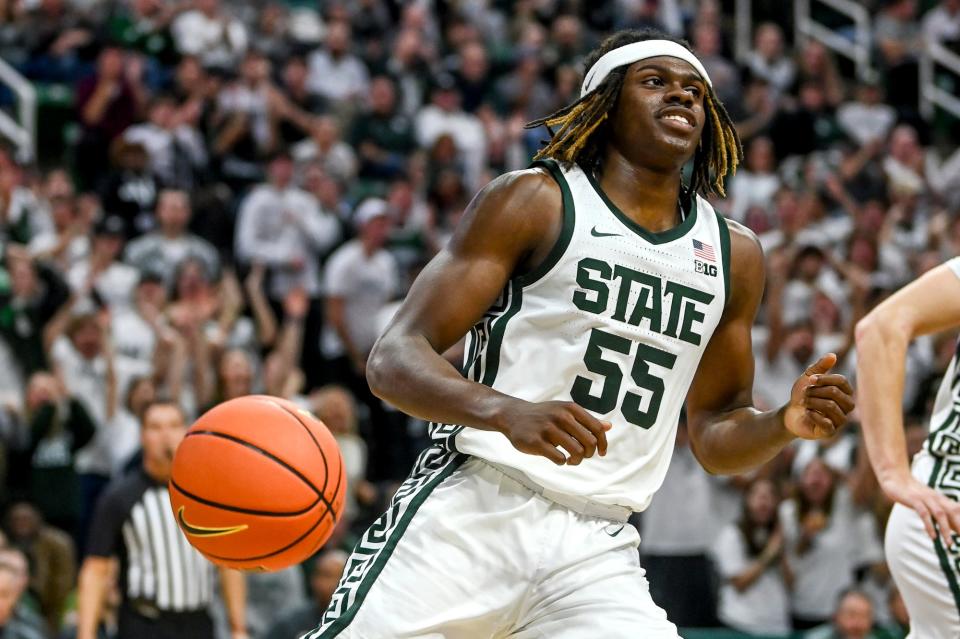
[306,29,855,638]
[857,259,960,638]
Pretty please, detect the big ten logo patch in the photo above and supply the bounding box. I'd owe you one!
[695,261,717,277]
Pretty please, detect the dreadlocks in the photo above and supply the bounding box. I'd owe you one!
[526,29,743,198]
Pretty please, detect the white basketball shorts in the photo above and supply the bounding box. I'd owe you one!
[887,502,960,638]
[303,446,680,638]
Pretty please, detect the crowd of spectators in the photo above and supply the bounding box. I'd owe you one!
[0,0,959,637]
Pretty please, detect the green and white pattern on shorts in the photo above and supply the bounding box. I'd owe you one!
[303,446,466,638]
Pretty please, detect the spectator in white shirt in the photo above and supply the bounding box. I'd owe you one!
[291,116,358,184]
[124,189,219,286]
[28,195,90,273]
[322,198,402,479]
[110,270,167,405]
[746,22,796,94]
[0,164,52,249]
[171,0,248,69]
[837,79,897,147]
[923,0,960,46]
[103,375,156,475]
[728,136,781,224]
[711,478,792,636]
[754,253,810,406]
[306,21,370,107]
[47,310,114,440]
[415,73,487,190]
[780,458,884,629]
[235,151,339,301]
[322,198,397,374]
[123,95,207,189]
[66,215,139,311]
[45,308,118,552]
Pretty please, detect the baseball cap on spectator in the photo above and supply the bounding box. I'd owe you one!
[94,215,127,238]
[353,198,391,228]
[431,72,458,94]
[288,7,325,44]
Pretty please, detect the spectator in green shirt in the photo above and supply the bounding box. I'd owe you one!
[350,75,415,181]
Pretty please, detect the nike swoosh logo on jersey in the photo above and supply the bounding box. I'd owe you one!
[604,524,625,537]
[177,507,249,538]
[591,226,622,238]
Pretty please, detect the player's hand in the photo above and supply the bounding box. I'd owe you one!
[883,474,960,548]
[493,399,611,466]
[783,353,855,440]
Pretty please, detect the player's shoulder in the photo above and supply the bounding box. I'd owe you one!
[721,216,764,269]
[475,165,562,214]
[712,215,765,310]
[447,166,564,256]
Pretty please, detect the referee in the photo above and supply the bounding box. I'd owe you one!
[76,399,248,639]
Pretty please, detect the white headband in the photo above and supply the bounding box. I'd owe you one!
[580,40,713,98]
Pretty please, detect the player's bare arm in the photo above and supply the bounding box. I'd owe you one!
[685,221,855,475]
[856,262,960,544]
[367,169,610,466]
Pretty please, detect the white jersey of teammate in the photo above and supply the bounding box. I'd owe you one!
[431,159,730,512]
[887,257,960,639]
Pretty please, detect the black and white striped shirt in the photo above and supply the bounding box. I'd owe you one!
[88,468,215,611]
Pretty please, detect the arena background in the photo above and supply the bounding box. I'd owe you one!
[0,0,958,637]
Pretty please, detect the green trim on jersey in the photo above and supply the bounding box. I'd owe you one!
[715,211,731,306]
[459,159,572,389]
[521,159,576,286]
[461,331,478,378]
[928,455,960,618]
[313,449,467,637]
[935,410,958,434]
[579,164,698,245]
[481,279,524,386]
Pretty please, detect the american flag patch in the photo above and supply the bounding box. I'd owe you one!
[693,239,716,262]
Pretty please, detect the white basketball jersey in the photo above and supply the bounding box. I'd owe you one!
[914,258,960,494]
[431,160,731,512]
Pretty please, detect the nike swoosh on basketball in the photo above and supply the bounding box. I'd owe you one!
[177,507,249,538]
[591,226,622,238]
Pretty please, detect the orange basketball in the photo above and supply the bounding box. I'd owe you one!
[169,395,346,571]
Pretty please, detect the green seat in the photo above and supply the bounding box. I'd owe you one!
[33,82,76,167]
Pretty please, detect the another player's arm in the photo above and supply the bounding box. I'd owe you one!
[367,170,609,466]
[326,295,365,372]
[686,222,854,475]
[855,261,960,543]
[219,567,249,639]
[76,555,114,639]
